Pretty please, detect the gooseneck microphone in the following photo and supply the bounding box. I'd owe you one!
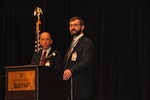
[30,51,57,65]
[30,59,42,65]
[45,51,57,60]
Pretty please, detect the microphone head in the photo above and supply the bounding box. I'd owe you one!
[52,52,56,56]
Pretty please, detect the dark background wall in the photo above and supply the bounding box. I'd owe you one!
[0,0,149,100]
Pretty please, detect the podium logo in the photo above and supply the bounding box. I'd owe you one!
[20,73,23,77]
[8,70,35,91]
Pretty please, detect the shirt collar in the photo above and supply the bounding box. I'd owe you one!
[73,33,84,42]
[42,46,51,57]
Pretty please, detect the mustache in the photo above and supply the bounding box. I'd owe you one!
[71,29,76,32]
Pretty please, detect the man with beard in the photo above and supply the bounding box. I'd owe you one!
[63,16,94,100]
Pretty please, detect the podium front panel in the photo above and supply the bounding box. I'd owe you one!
[5,65,38,100]
[5,65,70,100]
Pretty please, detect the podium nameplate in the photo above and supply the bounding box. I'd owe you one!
[8,70,35,91]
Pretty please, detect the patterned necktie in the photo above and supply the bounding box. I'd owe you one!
[40,51,47,66]
[66,40,75,62]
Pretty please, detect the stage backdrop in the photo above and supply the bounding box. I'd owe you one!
[0,0,149,100]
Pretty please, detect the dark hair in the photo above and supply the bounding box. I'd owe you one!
[70,16,84,26]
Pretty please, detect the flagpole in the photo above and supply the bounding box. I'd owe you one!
[34,7,43,52]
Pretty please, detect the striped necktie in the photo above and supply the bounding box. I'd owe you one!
[40,51,47,66]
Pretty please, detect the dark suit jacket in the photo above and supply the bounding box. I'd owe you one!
[31,49,63,71]
[64,35,94,98]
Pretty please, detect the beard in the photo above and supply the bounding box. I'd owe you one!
[70,29,82,37]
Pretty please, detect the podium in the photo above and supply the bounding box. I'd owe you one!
[4,65,70,100]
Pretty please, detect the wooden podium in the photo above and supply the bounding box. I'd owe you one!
[4,65,70,100]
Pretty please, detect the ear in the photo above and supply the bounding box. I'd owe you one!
[81,25,85,31]
[50,39,53,44]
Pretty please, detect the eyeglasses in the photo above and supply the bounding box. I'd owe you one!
[69,24,81,27]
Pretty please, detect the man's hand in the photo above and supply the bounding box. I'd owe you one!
[63,69,72,80]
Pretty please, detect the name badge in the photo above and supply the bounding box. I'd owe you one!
[45,60,50,67]
[71,51,77,61]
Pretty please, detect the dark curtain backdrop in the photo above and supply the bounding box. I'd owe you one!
[0,0,149,100]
